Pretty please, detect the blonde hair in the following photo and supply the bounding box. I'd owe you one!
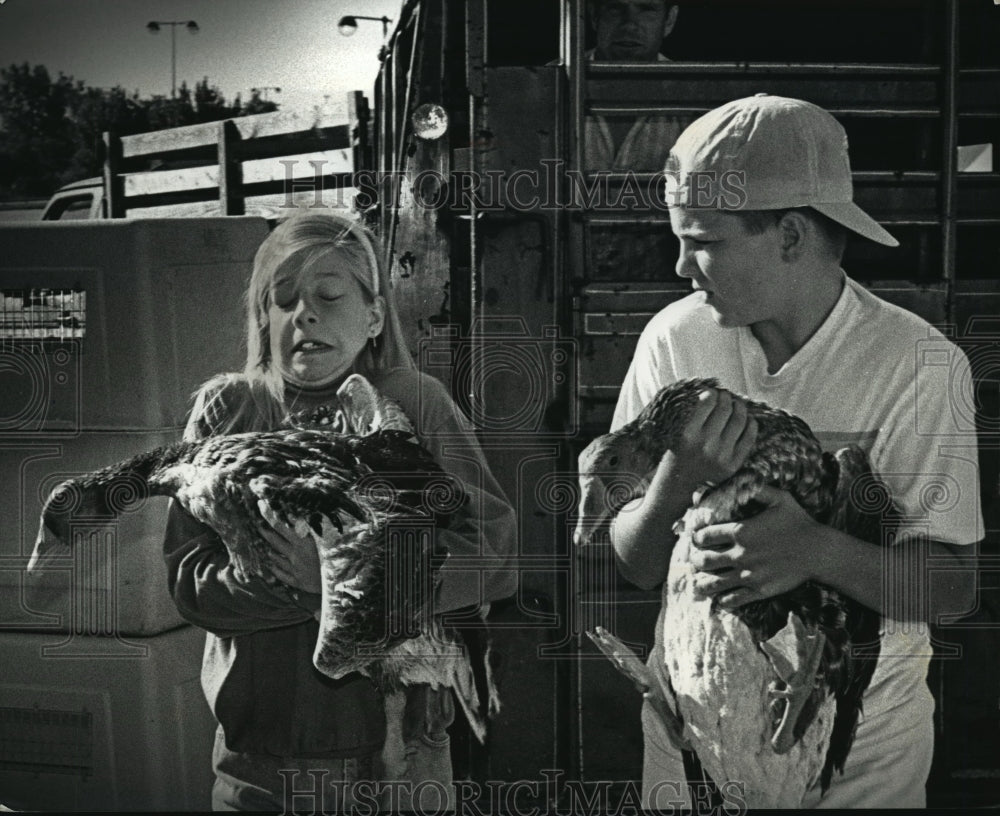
[243,212,414,407]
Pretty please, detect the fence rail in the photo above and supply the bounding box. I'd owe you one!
[101,95,368,218]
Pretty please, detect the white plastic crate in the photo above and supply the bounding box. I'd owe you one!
[0,624,215,811]
[0,218,267,431]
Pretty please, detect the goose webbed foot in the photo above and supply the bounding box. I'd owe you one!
[760,611,826,754]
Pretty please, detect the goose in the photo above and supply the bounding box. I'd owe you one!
[32,374,496,740]
[575,377,895,807]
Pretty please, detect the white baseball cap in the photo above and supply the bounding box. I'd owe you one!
[665,93,899,247]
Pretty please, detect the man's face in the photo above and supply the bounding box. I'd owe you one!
[668,207,786,329]
[594,0,673,62]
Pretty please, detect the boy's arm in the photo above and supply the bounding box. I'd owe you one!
[611,457,697,590]
[611,390,757,589]
[688,485,978,621]
[812,525,976,622]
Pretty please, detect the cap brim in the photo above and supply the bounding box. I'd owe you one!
[811,202,899,247]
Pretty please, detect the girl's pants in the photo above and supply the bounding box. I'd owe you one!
[211,685,455,812]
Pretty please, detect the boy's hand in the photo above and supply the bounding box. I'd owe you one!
[687,485,820,609]
[259,519,322,595]
[655,388,758,498]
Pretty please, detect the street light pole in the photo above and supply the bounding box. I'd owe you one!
[146,20,200,99]
[171,22,176,99]
[337,14,393,60]
[337,14,393,38]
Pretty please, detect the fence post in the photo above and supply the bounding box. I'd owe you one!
[101,131,126,218]
[349,91,372,175]
[219,119,245,216]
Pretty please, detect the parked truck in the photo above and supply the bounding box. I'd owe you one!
[358,0,1000,808]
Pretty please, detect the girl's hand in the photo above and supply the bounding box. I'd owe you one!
[259,519,322,595]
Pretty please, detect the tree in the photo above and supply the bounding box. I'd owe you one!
[0,64,280,198]
[0,63,84,196]
[194,77,245,120]
[241,88,279,116]
[64,85,150,183]
[145,77,252,130]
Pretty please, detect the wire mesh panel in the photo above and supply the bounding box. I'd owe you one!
[0,289,86,342]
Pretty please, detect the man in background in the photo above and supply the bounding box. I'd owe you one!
[586,0,681,170]
[585,0,688,282]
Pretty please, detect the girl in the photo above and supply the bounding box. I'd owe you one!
[163,212,518,811]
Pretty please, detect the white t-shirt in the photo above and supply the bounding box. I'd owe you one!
[583,52,684,173]
[614,275,982,804]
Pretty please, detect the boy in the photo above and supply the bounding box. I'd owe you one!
[611,94,981,808]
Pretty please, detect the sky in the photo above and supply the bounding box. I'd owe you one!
[0,0,404,116]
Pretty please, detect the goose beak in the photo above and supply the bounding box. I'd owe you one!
[574,475,608,546]
[27,516,70,574]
